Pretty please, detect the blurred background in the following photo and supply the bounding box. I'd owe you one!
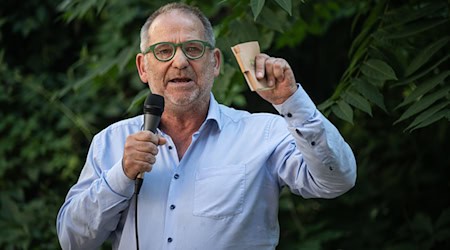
[1,0,449,249]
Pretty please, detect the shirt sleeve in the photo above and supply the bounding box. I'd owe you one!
[56,130,135,249]
[271,84,357,198]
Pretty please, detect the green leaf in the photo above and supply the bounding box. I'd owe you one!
[95,0,107,14]
[383,19,449,40]
[405,36,450,76]
[23,80,93,139]
[274,0,292,16]
[348,19,373,59]
[317,99,335,112]
[382,2,446,28]
[126,88,149,114]
[259,30,275,50]
[72,59,117,91]
[342,31,370,85]
[251,0,265,21]
[393,54,450,87]
[396,71,450,109]
[349,0,386,53]
[343,90,373,116]
[395,85,450,124]
[229,19,260,42]
[256,7,286,33]
[352,78,387,112]
[347,40,368,72]
[404,101,449,132]
[408,109,448,132]
[117,45,138,73]
[331,100,354,124]
[360,59,398,81]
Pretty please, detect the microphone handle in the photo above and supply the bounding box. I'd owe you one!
[144,113,161,133]
[135,113,162,194]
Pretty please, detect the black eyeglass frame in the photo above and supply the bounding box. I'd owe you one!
[143,40,214,62]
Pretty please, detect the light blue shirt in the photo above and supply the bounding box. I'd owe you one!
[57,85,356,250]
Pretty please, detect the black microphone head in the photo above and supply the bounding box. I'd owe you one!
[144,93,164,116]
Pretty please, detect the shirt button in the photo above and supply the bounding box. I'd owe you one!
[168,145,173,150]
[287,113,292,118]
[167,237,173,243]
[174,174,179,179]
[170,204,176,210]
[311,141,316,146]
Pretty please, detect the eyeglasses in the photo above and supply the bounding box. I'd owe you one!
[143,40,214,62]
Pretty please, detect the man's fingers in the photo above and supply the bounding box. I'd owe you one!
[122,131,165,179]
[131,159,153,173]
[264,57,277,87]
[255,54,289,86]
[255,53,269,79]
[130,147,159,161]
[125,140,158,154]
[272,58,287,82]
[135,130,160,144]
[253,53,297,105]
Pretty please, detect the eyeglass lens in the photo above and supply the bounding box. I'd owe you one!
[154,41,205,61]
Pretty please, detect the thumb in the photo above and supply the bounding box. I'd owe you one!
[158,136,167,146]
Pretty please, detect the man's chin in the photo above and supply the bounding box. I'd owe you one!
[166,94,198,107]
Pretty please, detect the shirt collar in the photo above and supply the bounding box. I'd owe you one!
[146,92,223,133]
[204,92,223,131]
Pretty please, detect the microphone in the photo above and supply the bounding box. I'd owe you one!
[135,93,164,194]
[143,93,164,133]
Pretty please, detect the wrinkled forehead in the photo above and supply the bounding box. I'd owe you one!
[147,10,206,44]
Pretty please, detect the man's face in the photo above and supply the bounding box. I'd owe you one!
[137,10,220,111]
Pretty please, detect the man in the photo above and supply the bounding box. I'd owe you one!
[57,2,356,249]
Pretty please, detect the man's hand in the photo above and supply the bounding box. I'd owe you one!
[255,53,298,105]
[122,131,167,180]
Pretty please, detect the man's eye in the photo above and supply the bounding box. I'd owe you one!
[185,47,200,52]
[185,46,202,56]
[157,49,172,55]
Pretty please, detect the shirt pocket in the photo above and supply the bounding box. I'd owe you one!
[193,164,246,219]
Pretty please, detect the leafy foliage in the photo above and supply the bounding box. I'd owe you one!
[0,0,448,249]
[320,0,449,132]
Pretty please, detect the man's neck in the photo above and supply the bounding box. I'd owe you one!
[159,100,209,160]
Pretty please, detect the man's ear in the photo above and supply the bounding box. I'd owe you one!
[136,53,148,83]
[213,48,222,77]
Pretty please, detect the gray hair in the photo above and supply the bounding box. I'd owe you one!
[139,3,215,52]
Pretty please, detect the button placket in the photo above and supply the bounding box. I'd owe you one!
[163,166,181,248]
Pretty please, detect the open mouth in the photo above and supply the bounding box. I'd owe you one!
[169,77,193,83]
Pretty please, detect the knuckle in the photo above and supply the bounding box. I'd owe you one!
[143,162,153,172]
[266,57,276,64]
[148,156,156,164]
[138,161,148,170]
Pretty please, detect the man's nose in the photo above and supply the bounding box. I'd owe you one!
[171,47,189,69]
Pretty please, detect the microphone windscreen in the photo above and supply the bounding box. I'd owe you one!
[144,94,164,115]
